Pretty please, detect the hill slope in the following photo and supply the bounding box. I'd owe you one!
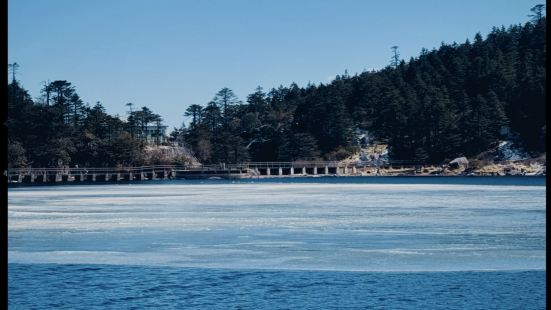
[182,17,545,164]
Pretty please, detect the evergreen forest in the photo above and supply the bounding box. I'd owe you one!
[7,11,546,168]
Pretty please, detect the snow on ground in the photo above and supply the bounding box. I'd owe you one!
[495,140,531,161]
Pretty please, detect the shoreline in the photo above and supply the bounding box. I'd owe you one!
[7,173,546,188]
[7,159,546,187]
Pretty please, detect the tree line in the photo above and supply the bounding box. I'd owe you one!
[7,7,545,168]
[8,79,167,168]
[178,12,545,164]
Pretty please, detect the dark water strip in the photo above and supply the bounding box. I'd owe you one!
[8,175,546,188]
[9,263,546,309]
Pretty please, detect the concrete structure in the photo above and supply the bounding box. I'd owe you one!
[8,161,420,185]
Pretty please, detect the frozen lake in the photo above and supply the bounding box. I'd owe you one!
[8,178,546,271]
[8,177,546,308]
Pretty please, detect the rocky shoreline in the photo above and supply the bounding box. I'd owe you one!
[7,158,545,186]
[247,159,546,178]
[359,161,545,177]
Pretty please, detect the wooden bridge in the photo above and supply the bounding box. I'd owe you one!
[6,160,421,184]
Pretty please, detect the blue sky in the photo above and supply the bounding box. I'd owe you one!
[8,0,542,130]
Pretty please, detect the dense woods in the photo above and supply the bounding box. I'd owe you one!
[7,13,546,168]
[7,79,167,168]
[180,16,546,164]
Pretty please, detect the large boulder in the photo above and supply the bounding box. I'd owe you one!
[449,157,469,170]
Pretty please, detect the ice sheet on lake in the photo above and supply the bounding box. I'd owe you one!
[8,182,546,271]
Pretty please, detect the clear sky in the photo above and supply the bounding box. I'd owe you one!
[8,0,542,130]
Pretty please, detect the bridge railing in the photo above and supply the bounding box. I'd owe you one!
[8,159,499,177]
[7,165,180,176]
[178,161,346,170]
[231,161,343,169]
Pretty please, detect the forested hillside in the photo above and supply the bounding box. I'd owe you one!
[7,13,545,168]
[181,16,545,164]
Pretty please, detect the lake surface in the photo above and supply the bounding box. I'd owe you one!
[8,177,546,309]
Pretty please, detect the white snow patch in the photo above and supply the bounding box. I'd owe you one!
[496,141,530,161]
